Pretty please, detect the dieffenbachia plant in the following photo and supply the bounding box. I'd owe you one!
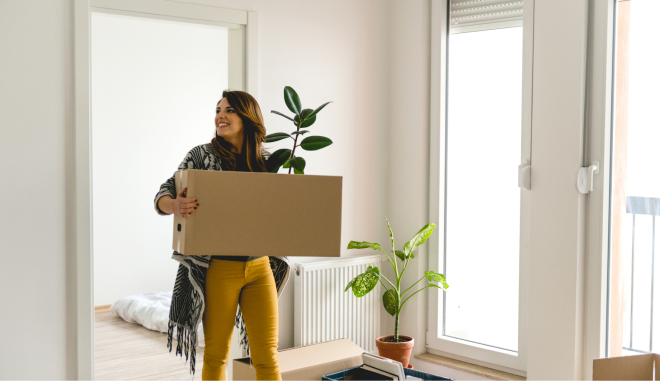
[267,86,332,174]
[345,218,449,342]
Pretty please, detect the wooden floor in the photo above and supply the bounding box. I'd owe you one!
[95,312,205,380]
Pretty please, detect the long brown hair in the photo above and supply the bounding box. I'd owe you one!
[212,90,268,172]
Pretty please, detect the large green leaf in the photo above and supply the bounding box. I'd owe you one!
[271,148,291,160]
[290,157,306,173]
[346,266,380,297]
[301,136,333,151]
[307,101,332,119]
[385,217,395,252]
[344,277,356,292]
[301,113,316,127]
[425,271,449,289]
[394,250,406,261]
[347,241,381,251]
[267,149,291,173]
[265,132,292,143]
[271,110,295,122]
[294,109,316,128]
[383,290,398,316]
[284,86,302,115]
[403,223,437,256]
[268,165,280,174]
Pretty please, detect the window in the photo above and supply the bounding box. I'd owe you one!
[427,0,531,373]
[608,0,660,357]
[444,25,522,353]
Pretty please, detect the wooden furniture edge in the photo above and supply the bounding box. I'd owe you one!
[414,353,526,381]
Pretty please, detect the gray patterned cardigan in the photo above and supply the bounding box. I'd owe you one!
[154,143,291,376]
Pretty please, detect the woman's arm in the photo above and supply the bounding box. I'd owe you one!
[154,145,204,216]
[154,175,177,215]
[157,195,176,215]
[157,188,198,218]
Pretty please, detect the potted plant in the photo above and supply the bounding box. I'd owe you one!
[345,217,449,368]
[266,86,333,174]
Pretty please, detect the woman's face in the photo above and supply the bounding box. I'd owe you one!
[215,97,244,141]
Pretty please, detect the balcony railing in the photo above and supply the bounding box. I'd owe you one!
[623,196,660,354]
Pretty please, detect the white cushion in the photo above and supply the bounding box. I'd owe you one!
[110,291,205,347]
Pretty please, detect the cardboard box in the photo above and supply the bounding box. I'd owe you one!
[172,169,342,257]
[593,353,660,380]
[233,339,364,380]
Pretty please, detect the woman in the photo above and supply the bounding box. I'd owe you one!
[153,90,291,380]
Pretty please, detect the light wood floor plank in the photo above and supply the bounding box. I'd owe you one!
[95,312,204,380]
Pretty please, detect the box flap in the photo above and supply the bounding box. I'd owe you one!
[277,339,363,373]
[233,339,364,380]
[593,353,654,380]
[283,357,363,380]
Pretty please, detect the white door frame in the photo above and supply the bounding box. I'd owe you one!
[583,0,616,379]
[73,0,258,378]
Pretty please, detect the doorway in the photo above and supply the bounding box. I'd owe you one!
[74,0,257,378]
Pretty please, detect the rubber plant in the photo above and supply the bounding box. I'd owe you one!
[345,218,449,342]
[266,86,333,174]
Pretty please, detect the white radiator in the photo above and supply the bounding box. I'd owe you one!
[294,255,382,353]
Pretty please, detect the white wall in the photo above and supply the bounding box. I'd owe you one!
[0,0,599,379]
[0,0,75,379]
[0,0,391,378]
[386,0,431,359]
[91,12,230,307]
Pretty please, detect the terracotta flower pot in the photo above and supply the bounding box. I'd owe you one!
[375,335,415,368]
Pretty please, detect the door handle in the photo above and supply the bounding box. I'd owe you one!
[518,161,531,190]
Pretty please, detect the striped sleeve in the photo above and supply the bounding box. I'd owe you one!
[153,145,206,216]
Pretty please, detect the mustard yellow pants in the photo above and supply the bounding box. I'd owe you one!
[201,257,281,380]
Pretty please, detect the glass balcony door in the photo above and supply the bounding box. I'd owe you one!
[608,0,660,357]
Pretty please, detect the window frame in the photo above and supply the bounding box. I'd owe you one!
[583,0,617,379]
[426,0,533,374]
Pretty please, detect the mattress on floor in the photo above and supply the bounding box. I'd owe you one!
[110,291,206,347]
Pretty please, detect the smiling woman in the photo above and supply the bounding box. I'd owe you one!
[153,90,291,380]
[211,91,269,172]
[216,99,244,145]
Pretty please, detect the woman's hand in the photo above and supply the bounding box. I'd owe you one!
[158,188,199,217]
[173,187,198,218]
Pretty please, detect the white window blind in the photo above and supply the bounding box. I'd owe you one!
[450,0,523,34]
